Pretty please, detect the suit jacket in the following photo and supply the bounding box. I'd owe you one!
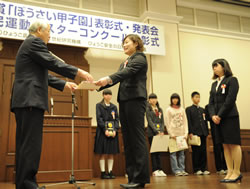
[96,102,119,133]
[99,52,147,102]
[186,105,209,136]
[146,103,165,137]
[11,35,78,111]
[208,76,239,119]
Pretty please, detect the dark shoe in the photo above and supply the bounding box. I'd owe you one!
[101,172,110,179]
[225,174,243,183]
[109,171,116,179]
[220,179,229,183]
[120,183,145,188]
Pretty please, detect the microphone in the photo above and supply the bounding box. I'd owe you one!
[50,97,54,115]
[72,93,78,110]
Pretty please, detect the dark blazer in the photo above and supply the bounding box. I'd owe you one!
[99,52,147,102]
[146,103,165,137]
[186,105,209,136]
[96,102,119,133]
[11,35,78,111]
[208,76,239,119]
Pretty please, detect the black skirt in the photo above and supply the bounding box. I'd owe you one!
[94,128,120,154]
[214,116,241,145]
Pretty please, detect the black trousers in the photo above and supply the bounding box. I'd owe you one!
[119,99,150,184]
[191,135,208,172]
[210,122,227,171]
[14,107,44,189]
[148,136,162,172]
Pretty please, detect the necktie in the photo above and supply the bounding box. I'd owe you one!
[123,60,128,68]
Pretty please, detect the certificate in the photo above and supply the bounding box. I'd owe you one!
[150,135,169,153]
[188,135,201,146]
[76,81,100,90]
[169,136,188,153]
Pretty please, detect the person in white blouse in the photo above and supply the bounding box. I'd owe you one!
[165,93,189,176]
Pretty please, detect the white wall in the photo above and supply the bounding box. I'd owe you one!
[86,48,126,126]
[149,21,183,115]
[179,31,250,129]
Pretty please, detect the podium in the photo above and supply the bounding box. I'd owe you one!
[36,115,93,183]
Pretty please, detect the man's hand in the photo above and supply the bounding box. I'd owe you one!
[95,76,111,87]
[77,69,94,82]
[64,82,78,92]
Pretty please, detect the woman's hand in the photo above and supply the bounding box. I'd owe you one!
[105,130,110,137]
[171,136,176,140]
[159,132,164,136]
[95,76,112,87]
[212,115,221,125]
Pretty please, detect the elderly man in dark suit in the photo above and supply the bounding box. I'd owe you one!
[11,20,93,189]
[95,34,150,188]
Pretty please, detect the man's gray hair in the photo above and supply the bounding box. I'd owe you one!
[28,20,49,34]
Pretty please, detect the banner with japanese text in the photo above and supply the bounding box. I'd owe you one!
[0,1,166,55]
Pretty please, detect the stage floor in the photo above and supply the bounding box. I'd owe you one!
[1,173,249,189]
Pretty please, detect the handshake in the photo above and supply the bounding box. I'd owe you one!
[64,69,111,92]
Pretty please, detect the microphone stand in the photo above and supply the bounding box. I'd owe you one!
[40,92,95,189]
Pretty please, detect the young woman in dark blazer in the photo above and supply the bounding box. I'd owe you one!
[146,93,167,177]
[95,34,150,188]
[208,59,242,183]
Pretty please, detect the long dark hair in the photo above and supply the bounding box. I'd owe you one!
[170,93,181,106]
[148,93,160,109]
[100,89,112,105]
[212,59,233,79]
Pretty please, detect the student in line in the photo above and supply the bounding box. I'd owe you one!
[166,93,189,176]
[146,93,167,177]
[186,91,210,175]
[208,59,242,183]
[94,89,120,179]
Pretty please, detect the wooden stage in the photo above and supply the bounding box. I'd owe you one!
[1,173,249,189]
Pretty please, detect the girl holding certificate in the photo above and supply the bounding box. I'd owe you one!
[146,93,167,177]
[166,93,189,176]
[94,89,120,179]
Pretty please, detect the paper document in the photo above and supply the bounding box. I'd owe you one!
[150,135,169,153]
[76,81,100,90]
[188,135,201,146]
[169,136,188,153]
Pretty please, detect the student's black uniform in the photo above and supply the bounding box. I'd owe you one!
[205,105,227,172]
[146,102,165,172]
[94,101,120,154]
[186,105,209,172]
[208,76,241,145]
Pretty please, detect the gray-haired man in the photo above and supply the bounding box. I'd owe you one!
[11,20,93,189]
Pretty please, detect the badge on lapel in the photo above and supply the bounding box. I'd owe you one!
[221,84,226,94]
